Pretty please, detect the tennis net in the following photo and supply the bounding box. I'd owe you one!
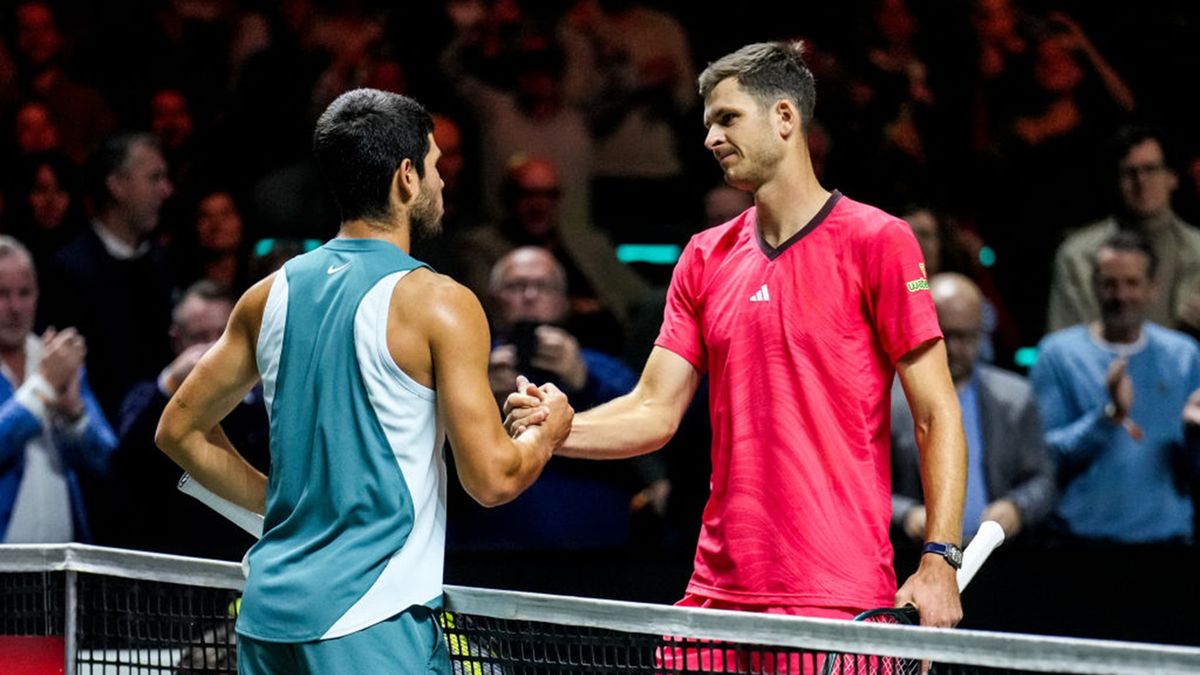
[2,544,1198,674]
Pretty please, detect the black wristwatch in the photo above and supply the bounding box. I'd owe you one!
[922,541,963,570]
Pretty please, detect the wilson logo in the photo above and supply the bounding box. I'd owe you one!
[906,263,929,293]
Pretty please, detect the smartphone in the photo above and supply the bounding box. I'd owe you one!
[509,321,541,376]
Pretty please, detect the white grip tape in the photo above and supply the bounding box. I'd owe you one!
[177,473,264,539]
[958,520,1005,592]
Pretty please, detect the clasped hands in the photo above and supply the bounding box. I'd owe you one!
[37,327,88,423]
[502,375,573,440]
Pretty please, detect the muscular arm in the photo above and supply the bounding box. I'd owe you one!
[155,276,271,514]
[554,346,701,459]
[894,339,966,627]
[425,280,571,507]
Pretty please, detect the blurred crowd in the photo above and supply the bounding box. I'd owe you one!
[1,0,1199,562]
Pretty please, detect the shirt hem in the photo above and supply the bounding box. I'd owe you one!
[889,328,945,365]
[686,580,892,611]
[653,339,704,373]
[236,594,444,643]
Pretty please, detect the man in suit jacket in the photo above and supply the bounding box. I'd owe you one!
[0,237,116,543]
[892,273,1055,542]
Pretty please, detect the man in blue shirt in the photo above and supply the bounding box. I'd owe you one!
[892,273,1055,544]
[1032,231,1200,544]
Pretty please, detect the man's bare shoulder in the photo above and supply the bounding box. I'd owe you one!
[232,272,278,341]
[391,267,486,331]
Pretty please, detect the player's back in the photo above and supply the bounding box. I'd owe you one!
[238,238,447,642]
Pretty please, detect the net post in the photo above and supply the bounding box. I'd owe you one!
[63,569,77,675]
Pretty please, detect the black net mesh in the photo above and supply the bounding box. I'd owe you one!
[74,573,241,674]
[0,571,64,637]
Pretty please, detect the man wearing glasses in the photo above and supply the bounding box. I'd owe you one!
[1048,125,1200,332]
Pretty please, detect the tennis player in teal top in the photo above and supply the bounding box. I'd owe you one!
[156,89,573,674]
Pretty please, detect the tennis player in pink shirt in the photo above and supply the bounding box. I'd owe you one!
[506,41,966,632]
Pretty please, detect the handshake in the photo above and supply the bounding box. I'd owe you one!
[501,375,574,446]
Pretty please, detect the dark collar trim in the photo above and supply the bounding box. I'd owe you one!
[756,190,843,261]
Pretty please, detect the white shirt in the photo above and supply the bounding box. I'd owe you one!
[92,220,149,260]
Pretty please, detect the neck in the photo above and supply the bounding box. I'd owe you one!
[338,219,411,252]
[0,344,26,383]
[1095,320,1143,345]
[96,212,142,248]
[1121,210,1174,236]
[753,159,829,248]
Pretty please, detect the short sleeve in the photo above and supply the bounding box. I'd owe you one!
[864,220,942,363]
[654,239,708,372]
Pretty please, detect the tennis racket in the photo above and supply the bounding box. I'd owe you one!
[177,473,264,538]
[820,521,1006,675]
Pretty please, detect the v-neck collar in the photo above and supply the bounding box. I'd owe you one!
[755,190,842,261]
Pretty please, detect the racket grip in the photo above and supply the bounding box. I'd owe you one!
[178,473,264,539]
[957,520,1004,592]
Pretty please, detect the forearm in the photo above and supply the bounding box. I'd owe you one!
[559,392,677,459]
[916,404,966,543]
[1081,43,1135,112]
[59,385,117,475]
[472,433,558,507]
[0,397,44,465]
[158,425,266,514]
[1045,406,1118,471]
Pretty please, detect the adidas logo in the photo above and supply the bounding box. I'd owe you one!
[749,284,771,302]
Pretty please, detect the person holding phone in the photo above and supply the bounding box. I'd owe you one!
[472,247,666,549]
[487,247,636,410]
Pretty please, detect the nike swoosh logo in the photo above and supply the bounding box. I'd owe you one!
[327,262,351,275]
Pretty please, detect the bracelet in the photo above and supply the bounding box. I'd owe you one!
[1104,402,1124,423]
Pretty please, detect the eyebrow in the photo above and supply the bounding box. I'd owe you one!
[703,106,736,129]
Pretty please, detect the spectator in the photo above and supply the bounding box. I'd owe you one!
[1048,126,1200,332]
[567,0,697,243]
[149,88,198,192]
[442,26,593,228]
[40,133,176,421]
[892,273,1054,544]
[11,100,60,156]
[1,151,87,275]
[177,189,247,292]
[10,1,116,163]
[0,236,115,543]
[105,281,268,559]
[1032,231,1200,545]
[451,155,648,342]
[450,246,658,549]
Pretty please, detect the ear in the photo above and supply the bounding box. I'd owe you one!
[392,158,419,206]
[774,99,799,140]
[105,173,124,202]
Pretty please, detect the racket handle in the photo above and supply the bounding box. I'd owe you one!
[957,520,1004,592]
[178,472,264,539]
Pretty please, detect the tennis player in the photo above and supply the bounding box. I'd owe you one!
[157,89,573,674]
[508,41,966,630]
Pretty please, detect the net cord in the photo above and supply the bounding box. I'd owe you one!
[3,544,1198,675]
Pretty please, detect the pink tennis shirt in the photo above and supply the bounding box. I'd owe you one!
[656,191,941,610]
